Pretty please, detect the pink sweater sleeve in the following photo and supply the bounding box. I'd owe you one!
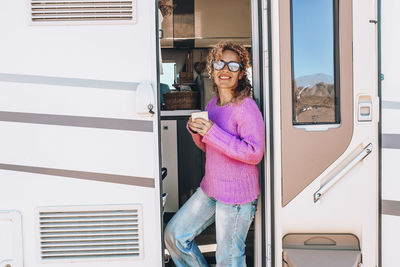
[202,99,265,165]
[186,122,206,152]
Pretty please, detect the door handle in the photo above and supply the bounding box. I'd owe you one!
[358,95,373,122]
[147,104,155,115]
[314,143,372,202]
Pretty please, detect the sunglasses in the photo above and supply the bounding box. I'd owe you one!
[212,60,243,72]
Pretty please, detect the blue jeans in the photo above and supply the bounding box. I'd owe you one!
[164,187,258,267]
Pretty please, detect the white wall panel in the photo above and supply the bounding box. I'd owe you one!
[381,1,400,267]
[382,109,400,134]
[381,0,400,102]
[382,149,400,201]
[0,122,154,178]
[382,215,400,267]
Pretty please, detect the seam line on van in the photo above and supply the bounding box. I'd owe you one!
[382,101,400,110]
[0,73,138,90]
[382,200,400,216]
[0,111,153,132]
[0,163,155,188]
[382,134,400,149]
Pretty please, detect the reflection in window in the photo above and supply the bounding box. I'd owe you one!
[291,0,339,125]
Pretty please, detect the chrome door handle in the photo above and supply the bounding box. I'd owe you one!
[314,143,373,202]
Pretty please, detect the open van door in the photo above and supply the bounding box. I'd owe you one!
[269,0,379,266]
[0,1,163,266]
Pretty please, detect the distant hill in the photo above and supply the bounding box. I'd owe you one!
[295,73,333,87]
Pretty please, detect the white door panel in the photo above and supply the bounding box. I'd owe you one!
[0,0,162,266]
[271,0,379,266]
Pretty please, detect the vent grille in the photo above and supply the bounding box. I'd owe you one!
[31,0,136,23]
[38,205,142,261]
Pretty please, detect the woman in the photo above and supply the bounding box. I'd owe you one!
[164,41,265,267]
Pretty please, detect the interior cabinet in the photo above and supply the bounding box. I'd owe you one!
[159,0,174,48]
[194,0,251,47]
[159,0,251,48]
[161,117,205,213]
[176,119,204,206]
[161,120,179,212]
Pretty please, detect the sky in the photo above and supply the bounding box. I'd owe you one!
[292,0,334,79]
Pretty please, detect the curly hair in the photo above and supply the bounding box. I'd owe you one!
[207,41,253,102]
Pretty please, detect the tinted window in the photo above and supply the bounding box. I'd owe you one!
[291,0,339,125]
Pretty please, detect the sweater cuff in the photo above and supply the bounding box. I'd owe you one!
[202,123,233,151]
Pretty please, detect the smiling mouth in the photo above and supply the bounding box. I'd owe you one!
[219,75,231,80]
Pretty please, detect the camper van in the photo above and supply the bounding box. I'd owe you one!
[0,0,398,266]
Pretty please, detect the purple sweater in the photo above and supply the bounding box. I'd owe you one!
[188,96,265,204]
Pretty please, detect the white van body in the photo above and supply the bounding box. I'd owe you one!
[0,1,163,266]
[0,0,398,266]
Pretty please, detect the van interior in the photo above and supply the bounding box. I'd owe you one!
[158,0,256,266]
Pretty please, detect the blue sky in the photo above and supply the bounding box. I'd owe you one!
[292,0,334,78]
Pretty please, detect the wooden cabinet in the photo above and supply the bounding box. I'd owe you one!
[159,0,174,48]
[194,0,251,47]
[159,0,251,48]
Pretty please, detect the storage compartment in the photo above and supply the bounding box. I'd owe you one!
[161,116,205,212]
[282,233,362,267]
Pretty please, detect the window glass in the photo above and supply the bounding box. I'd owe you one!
[291,0,339,125]
[160,62,176,89]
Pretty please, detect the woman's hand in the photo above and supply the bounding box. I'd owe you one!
[188,117,213,136]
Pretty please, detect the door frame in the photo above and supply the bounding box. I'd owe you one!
[155,0,273,265]
[252,0,273,266]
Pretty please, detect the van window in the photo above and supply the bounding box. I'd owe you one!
[291,0,340,125]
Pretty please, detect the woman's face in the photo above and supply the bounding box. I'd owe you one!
[212,49,244,92]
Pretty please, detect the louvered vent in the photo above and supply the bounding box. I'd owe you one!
[31,0,136,23]
[38,205,143,261]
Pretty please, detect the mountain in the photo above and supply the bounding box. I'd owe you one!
[295,73,333,87]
